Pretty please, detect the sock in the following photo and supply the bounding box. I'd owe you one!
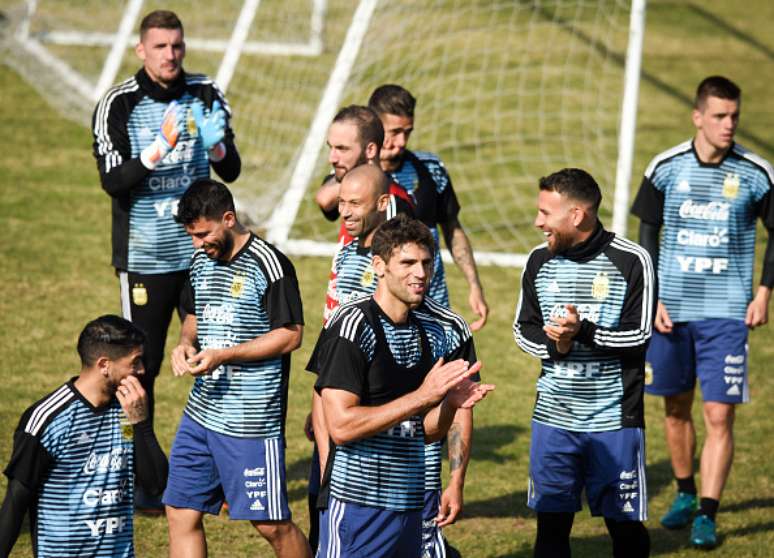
[676,475,697,495]
[698,497,719,521]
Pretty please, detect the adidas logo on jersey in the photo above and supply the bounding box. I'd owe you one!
[726,384,741,396]
[548,280,561,293]
[76,432,94,444]
[622,501,634,513]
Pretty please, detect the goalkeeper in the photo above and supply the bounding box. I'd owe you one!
[91,9,241,511]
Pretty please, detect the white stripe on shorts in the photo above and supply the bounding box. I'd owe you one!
[119,271,132,320]
[637,429,648,521]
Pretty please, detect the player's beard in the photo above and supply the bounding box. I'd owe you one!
[335,151,370,182]
[547,229,575,254]
[204,232,234,261]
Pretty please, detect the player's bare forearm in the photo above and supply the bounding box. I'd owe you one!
[448,408,472,482]
[315,177,340,213]
[178,313,198,347]
[442,220,483,291]
[322,388,433,445]
[424,398,458,442]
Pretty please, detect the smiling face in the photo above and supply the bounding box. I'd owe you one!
[534,189,582,254]
[379,113,413,171]
[184,214,235,261]
[374,242,433,309]
[338,173,388,239]
[136,26,185,86]
[327,121,369,182]
[693,95,740,154]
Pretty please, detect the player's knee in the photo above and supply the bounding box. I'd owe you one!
[703,402,735,432]
[166,506,204,533]
[253,520,295,543]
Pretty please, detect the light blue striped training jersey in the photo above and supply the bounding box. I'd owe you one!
[514,225,655,432]
[4,381,135,557]
[310,296,475,510]
[184,234,304,438]
[632,141,774,322]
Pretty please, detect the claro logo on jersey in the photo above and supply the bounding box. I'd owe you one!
[82,479,129,507]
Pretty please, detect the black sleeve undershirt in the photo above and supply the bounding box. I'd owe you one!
[133,419,168,497]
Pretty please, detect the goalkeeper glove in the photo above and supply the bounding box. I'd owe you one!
[140,101,184,170]
[192,100,227,161]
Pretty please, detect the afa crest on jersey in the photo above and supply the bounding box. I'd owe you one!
[360,265,375,288]
[132,283,148,306]
[230,274,246,298]
[591,272,610,301]
[722,173,740,199]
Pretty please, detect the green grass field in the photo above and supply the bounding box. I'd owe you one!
[1,0,774,556]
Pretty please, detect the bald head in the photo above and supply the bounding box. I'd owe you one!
[339,165,391,242]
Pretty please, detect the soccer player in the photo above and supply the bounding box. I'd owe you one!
[631,76,773,548]
[314,105,415,321]
[368,84,488,329]
[314,166,477,556]
[514,168,655,558]
[0,315,168,557]
[308,214,494,558]
[90,10,241,504]
[165,179,310,558]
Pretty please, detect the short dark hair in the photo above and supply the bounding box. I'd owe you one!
[368,84,416,118]
[139,10,183,39]
[176,179,236,225]
[333,105,384,153]
[539,168,602,212]
[372,213,435,263]
[695,76,741,110]
[77,315,145,367]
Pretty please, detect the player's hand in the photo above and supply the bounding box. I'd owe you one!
[436,481,463,527]
[171,343,197,376]
[140,101,185,169]
[304,412,315,441]
[192,100,226,150]
[468,285,489,331]
[187,348,226,376]
[745,286,771,329]
[116,376,148,425]
[654,301,673,334]
[544,304,580,353]
[445,375,495,409]
[418,358,480,407]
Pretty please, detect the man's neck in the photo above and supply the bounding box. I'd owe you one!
[373,288,411,324]
[694,135,730,164]
[74,372,112,408]
[224,227,251,262]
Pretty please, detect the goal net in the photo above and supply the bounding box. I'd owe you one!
[2,0,642,265]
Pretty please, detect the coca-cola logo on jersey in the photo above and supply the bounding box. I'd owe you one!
[678,199,729,221]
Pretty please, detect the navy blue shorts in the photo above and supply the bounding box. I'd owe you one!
[163,413,291,521]
[528,421,647,521]
[317,497,421,558]
[645,318,749,403]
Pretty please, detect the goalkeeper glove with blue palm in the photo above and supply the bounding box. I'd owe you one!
[192,100,228,161]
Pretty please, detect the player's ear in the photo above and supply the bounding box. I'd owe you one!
[96,356,111,378]
[691,107,703,129]
[373,254,386,277]
[222,211,237,229]
[135,41,146,61]
[365,141,378,162]
[376,194,390,212]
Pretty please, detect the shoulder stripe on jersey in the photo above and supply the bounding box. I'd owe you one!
[733,144,774,187]
[387,195,397,219]
[325,297,369,329]
[249,241,284,283]
[94,78,139,173]
[25,385,75,436]
[592,237,654,346]
[643,140,692,179]
[422,297,471,340]
[340,309,364,342]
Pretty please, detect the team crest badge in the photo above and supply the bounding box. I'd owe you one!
[121,420,134,441]
[591,272,609,301]
[230,274,246,298]
[644,361,654,385]
[132,284,148,306]
[361,265,375,287]
[722,173,740,199]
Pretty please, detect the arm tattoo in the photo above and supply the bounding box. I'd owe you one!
[448,423,466,472]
